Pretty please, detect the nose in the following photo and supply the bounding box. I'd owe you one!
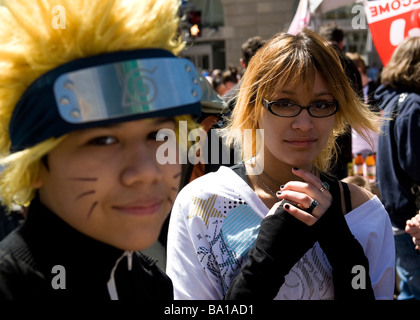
[291,109,314,131]
[120,143,163,186]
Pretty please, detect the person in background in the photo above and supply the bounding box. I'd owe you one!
[221,66,241,93]
[318,22,363,179]
[212,75,229,96]
[166,28,395,300]
[346,52,380,112]
[346,52,380,159]
[0,0,201,300]
[375,36,420,300]
[341,175,380,199]
[223,36,267,111]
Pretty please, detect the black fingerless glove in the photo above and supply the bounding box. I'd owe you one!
[313,200,375,300]
[225,201,317,300]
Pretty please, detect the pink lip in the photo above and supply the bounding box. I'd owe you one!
[285,139,317,147]
[112,200,163,216]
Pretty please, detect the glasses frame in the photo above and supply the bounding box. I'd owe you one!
[262,99,339,118]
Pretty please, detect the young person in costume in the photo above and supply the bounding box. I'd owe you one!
[166,28,395,300]
[0,0,201,299]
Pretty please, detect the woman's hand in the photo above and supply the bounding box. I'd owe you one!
[275,167,332,226]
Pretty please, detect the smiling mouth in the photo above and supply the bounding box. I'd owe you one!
[112,201,163,216]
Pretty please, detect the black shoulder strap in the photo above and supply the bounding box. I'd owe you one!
[341,182,352,213]
[320,173,347,215]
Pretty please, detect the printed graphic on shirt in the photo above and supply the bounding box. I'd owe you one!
[222,204,261,258]
[191,192,335,299]
[188,195,225,228]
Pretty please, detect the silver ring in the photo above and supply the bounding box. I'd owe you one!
[307,199,318,214]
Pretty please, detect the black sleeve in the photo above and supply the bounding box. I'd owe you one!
[313,200,375,300]
[225,201,317,300]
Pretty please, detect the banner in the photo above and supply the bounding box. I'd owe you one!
[365,0,420,65]
[288,0,310,35]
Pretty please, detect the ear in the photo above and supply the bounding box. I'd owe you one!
[31,164,45,189]
[240,58,246,69]
[31,177,43,189]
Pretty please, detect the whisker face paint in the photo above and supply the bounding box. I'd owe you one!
[87,201,98,219]
[75,190,96,200]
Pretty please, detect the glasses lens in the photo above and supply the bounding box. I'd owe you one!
[308,102,337,117]
[270,100,300,117]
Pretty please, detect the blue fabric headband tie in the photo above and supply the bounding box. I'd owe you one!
[9,49,202,152]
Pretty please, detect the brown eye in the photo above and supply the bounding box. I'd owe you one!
[88,136,118,146]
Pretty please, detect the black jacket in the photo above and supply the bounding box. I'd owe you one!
[375,84,420,229]
[0,196,173,300]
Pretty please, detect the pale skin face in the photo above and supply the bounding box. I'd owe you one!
[258,72,335,172]
[252,72,336,225]
[34,117,181,251]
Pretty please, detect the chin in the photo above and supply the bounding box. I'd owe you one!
[116,227,162,252]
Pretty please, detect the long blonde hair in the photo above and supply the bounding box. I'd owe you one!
[225,28,381,172]
[0,0,187,208]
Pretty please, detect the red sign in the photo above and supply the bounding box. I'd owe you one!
[365,0,420,65]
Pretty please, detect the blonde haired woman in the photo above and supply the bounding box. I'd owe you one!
[166,29,395,300]
[0,0,200,299]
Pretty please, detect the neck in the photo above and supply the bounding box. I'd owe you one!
[253,152,313,186]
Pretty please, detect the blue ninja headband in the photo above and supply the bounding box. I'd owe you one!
[9,49,202,152]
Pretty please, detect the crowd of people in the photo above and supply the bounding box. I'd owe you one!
[0,0,419,302]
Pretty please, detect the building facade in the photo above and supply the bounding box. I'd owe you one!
[180,0,381,76]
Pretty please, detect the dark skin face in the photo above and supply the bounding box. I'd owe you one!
[34,118,181,251]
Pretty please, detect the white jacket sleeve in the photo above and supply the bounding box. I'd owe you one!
[346,196,396,300]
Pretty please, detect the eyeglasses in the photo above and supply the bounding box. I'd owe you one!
[262,99,339,118]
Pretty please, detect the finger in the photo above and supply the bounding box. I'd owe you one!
[285,168,332,204]
[406,224,413,234]
[413,236,420,247]
[277,189,324,218]
[411,230,420,239]
[291,167,325,191]
[283,202,317,226]
[277,189,311,205]
[414,216,420,227]
[280,180,329,205]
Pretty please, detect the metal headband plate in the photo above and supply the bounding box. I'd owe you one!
[53,57,201,123]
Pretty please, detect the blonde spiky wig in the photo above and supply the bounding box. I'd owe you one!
[0,0,193,208]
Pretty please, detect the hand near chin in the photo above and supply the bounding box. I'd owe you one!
[271,167,332,226]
